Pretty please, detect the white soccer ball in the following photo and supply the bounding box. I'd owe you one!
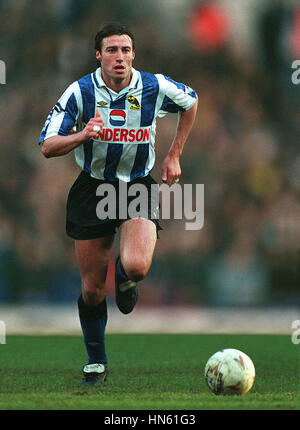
[204,348,255,395]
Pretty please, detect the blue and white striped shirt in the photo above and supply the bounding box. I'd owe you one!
[39,67,197,182]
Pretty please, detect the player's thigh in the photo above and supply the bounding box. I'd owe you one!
[118,218,157,278]
[75,235,115,289]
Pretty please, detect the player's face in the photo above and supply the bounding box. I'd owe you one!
[96,34,135,87]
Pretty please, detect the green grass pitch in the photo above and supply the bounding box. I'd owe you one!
[0,334,298,410]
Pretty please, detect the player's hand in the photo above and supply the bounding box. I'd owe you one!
[161,155,181,186]
[80,110,104,141]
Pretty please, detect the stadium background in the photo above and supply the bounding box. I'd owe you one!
[0,0,299,334]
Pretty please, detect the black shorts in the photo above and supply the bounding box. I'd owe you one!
[66,171,162,240]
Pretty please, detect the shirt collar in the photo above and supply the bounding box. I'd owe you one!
[95,67,139,92]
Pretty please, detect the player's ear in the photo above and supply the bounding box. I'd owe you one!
[95,50,102,63]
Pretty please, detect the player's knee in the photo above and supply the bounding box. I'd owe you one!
[82,280,106,306]
[123,260,149,282]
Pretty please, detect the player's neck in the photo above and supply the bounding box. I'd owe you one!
[101,72,132,93]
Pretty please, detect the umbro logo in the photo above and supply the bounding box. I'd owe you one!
[97,101,108,107]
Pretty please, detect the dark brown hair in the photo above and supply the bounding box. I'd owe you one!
[95,22,135,53]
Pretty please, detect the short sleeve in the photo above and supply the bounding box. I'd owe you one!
[39,82,79,145]
[156,74,197,118]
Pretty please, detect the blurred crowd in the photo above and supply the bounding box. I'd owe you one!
[0,0,299,307]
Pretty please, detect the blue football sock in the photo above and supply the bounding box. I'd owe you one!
[77,295,107,365]
[116,255,129,282]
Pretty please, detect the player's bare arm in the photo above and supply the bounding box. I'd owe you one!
[162,95,198,185]
[41,110,104,158]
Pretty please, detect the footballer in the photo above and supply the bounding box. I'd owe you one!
[39,22,198,386]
